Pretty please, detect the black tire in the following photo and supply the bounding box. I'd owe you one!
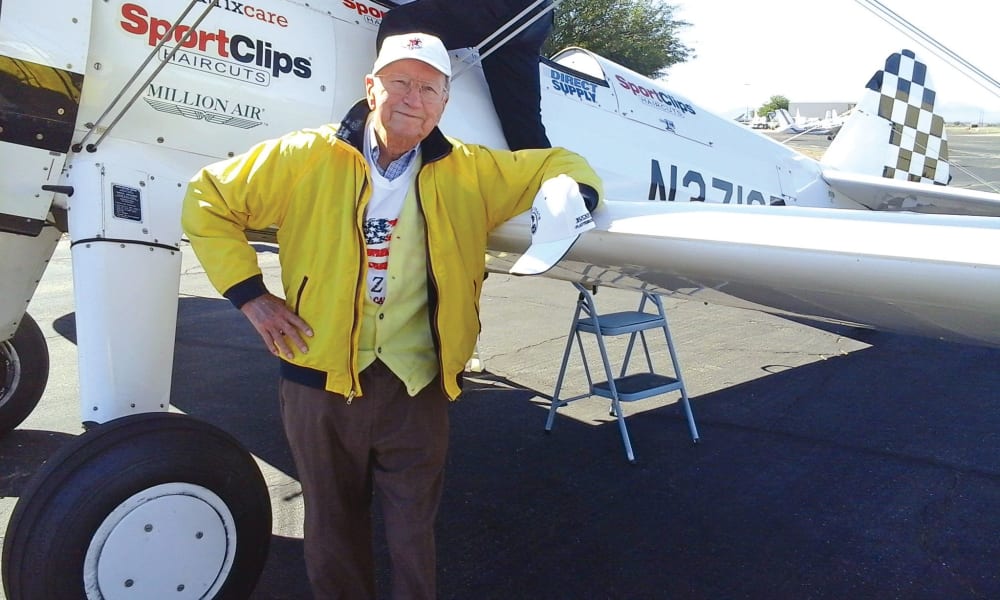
[0,312,49,435]
[2,413,272,599]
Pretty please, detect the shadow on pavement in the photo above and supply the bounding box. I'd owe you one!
[432,336,1000,599]
[169,297,294,476]
[250,535,309,600]
[0,430,78,497]
[21,297,1000,599]
[51,312,75,344]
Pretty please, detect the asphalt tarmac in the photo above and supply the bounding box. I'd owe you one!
[3,131,1000,599]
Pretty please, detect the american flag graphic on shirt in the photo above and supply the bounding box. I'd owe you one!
[364,217,397,305]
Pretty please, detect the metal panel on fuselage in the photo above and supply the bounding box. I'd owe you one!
[0,0,92,70]
[538,49,843,209]
[81,0,341,160]
[0,0,92,339]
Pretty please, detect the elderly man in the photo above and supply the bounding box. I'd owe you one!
[182,33,600,599]
[378,0,554,150]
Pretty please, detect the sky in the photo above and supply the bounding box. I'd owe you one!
[662,0,1000,123]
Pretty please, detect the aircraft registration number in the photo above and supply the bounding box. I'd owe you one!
[648,159,781,205]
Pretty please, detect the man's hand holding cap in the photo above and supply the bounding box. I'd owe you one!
[509,174,596,276]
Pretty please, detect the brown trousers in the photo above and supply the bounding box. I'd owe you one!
[279,361,450,600]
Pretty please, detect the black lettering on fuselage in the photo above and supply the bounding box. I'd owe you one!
[649,159,771,205]
[683,171,705,202]
[712,177,733,203]
[649,159,677,202]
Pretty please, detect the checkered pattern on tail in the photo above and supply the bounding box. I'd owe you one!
[866,49,950,184]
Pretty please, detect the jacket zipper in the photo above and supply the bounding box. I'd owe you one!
[414,170,447,395]
[348,176,370,404]
[473,279,481,333]
[293,276,309,315]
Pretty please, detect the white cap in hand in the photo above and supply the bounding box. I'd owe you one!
[510,174,595,275]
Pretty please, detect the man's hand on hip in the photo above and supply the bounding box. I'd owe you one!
[240,293,314,359]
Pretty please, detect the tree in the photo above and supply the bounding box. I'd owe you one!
[543,0,692,78]
[758,95,790,118]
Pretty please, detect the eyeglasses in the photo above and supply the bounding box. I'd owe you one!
[375,74,447,104]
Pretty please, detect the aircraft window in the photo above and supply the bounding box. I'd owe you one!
[540,52,618,116]
[542,57,611,87]
[548,48,608,85]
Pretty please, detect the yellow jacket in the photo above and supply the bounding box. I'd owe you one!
[182,100,602,400]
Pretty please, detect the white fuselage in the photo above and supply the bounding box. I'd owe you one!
[2,0,999,426]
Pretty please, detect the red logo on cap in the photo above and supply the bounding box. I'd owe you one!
[406,38,423,50]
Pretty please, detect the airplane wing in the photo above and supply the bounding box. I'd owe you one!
[487,200,1000,348]
[822,169,1000,217]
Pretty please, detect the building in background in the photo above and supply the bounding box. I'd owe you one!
[788,102,856,120]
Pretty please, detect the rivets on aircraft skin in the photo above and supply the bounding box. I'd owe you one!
[156,137,164,144]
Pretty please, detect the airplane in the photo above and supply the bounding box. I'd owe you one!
[735,109,773,129]
[2,0,1000,597]
[772,106,846,136]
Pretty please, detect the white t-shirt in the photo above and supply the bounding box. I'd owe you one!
[362,124,419,305]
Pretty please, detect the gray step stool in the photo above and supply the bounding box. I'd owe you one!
[545,283,700,463]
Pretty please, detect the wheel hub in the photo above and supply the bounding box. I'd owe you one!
[84,483,237,599]
[0,340,20,408]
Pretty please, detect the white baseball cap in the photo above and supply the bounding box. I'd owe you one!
[510,175,596,276]
[373,32,452,78]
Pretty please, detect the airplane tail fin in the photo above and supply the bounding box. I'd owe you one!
[773,108,793,129]
[821,49,950,185]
